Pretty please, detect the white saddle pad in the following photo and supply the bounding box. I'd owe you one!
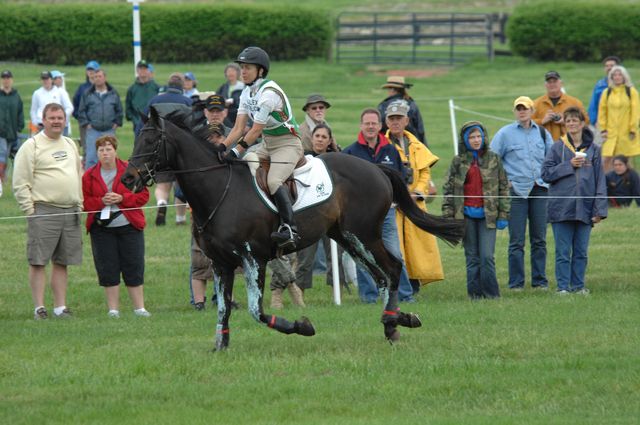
[253,155,333,213]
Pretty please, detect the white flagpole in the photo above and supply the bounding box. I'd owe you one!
[128,0,145,77]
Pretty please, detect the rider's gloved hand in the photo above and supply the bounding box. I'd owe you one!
[214,143,227,153]
[223,148,240,163]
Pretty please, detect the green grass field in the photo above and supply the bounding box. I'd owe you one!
[1,53,639,424]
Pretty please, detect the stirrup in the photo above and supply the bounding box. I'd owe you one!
[271,224,299,248]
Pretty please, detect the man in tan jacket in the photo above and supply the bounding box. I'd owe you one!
[532,71,589,141]
[13,103,83,320]
[298,94,331,153]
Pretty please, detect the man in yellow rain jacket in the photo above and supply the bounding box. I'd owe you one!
[385,100,444,291]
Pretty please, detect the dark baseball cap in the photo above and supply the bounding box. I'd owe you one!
[136,60,150,68]
[1,70,12,78]
[545,71,561,81]
[205,94,226,111]
[40,71,52,79]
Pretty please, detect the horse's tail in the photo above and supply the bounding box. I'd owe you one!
[378,165,465,246]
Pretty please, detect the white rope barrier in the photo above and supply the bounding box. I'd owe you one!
[0,197,635,222]
[452,104,513,123]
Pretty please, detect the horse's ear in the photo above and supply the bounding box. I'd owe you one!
[148,106,160,127]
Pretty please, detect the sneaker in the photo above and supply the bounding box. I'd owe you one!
[556,289,570,295]
[108,310,120,318]
[155,205,167,226]
[575,288,590,295]
[194,302,205,311]
[34,307,48,320]
[54,308,73,318]
[533,285,549,291]
[134,309,151,317]
[509,287,524,292]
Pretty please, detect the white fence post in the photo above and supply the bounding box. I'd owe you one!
[449,98,459,155]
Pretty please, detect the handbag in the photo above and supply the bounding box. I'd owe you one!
[94,210,122,227]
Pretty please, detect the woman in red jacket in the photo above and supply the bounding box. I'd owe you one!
[83,135,150,318]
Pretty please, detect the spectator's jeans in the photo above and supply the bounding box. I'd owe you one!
[464,218,500,299]
[85,127,115,170]
[357,208,414,303]
[552,221,591,292]
[0,136,14,164]
[134,120,144,137]
[508,186,549,288]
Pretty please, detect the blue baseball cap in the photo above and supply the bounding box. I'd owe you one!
[86,60,100,70]
[51,70,65,79]
[184,72,196,82]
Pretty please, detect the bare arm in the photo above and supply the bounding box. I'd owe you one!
[221,113,249,148]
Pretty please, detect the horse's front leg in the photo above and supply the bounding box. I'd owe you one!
[241,244,315,337]
[213,266,235,351]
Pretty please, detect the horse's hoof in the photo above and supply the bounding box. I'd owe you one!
[214,340,229,352]
[398,312,422,328]
[386,329,401,344]
[295,316,316,336]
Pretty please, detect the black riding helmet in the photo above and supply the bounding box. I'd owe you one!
[235,46,270,81]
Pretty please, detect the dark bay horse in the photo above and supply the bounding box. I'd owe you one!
[122,107,464,350]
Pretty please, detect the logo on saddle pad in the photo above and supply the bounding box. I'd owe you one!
[315,182,329,197]
[253,155,334,213]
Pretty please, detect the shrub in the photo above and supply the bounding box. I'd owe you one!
[507,1,640,61]
[0,4,331,64]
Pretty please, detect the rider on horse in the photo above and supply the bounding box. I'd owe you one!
[217,46,304,250]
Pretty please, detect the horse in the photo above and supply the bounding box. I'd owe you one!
[122,107,465,350]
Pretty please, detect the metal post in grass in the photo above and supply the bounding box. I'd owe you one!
[128,0,145,77]
[330,239,341,305]
[449,99,459,155]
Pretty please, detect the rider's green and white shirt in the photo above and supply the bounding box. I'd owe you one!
[238,78,299,137]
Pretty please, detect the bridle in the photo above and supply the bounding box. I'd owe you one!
[129,116,234,233]
[128,119,169,188]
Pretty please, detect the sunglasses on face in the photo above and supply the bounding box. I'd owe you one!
[310,105,326,111]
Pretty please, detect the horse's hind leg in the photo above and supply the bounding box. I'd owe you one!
[213,266,235,351]
[335,232,421,342]
[371,236,423,338]
[241,244,315,337]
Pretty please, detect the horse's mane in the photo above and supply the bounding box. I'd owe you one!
[163,109,220,158]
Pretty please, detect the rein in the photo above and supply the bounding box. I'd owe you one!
[132,116,234,233]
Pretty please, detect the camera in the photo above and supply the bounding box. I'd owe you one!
[552,113,562,122]
[404,163,414,185]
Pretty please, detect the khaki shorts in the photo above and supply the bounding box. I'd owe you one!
[253,133,303,194]
[27,203,82,266]
[191,238,214,281]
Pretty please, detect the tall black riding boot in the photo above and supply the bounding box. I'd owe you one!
[270,186,299,249]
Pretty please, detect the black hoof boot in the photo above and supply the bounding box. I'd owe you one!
[294,316,316,336]
[398,312,422,328]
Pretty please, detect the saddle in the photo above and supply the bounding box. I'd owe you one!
[255,156,307,204]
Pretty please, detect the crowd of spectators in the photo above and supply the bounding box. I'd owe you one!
[1,52,638,319]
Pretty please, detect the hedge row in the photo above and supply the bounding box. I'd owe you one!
[0,4,332,64]
[507,1,640,61]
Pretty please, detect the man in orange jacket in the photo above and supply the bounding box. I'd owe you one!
[532,71,589,141]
